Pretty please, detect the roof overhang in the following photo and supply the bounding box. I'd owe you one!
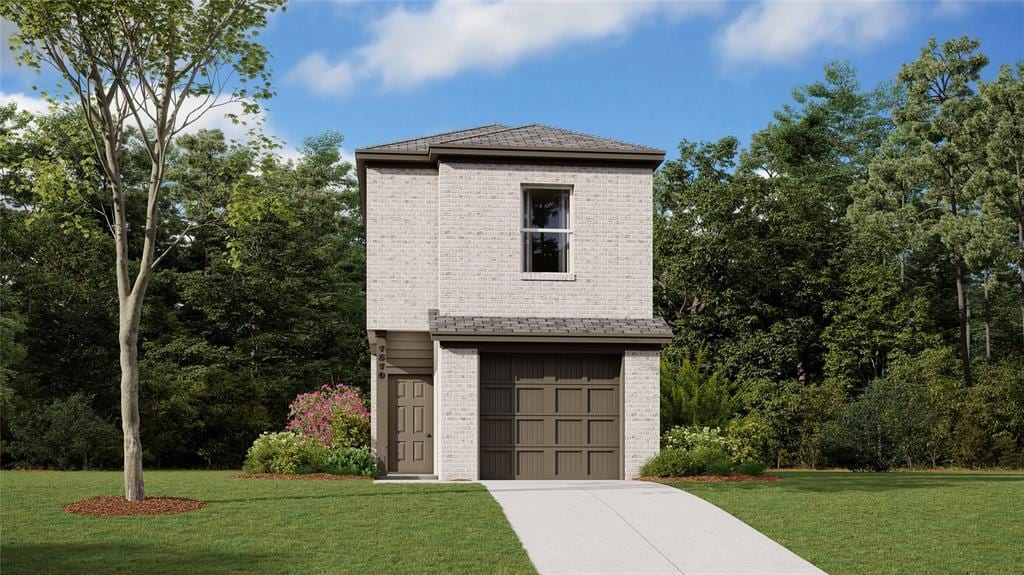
[355,144,665,225]
[427,310,674,345]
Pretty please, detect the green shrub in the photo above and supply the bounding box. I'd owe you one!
[242,432,305,474]
[296,440,332,474]
[735,460,766,476]
[688,445,732,475]
[640,446,733,477]
[8,393,120,470]
[662,424,763,466]
[324,447,378,477]
[640,449,695,477]
[330,410,370,449]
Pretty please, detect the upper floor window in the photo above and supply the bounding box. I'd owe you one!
[522,187,571,273]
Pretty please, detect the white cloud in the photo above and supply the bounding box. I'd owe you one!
[717,0,909,64]
[0,91,51,115]
[286,52,354,95]
[289,0,717,94]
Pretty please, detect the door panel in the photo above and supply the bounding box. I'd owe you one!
[480,353,621,480]
[388,375,433,474]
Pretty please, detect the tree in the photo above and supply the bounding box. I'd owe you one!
[891,36,989,386]
[1,0,285,500]
[968,63,1024,347]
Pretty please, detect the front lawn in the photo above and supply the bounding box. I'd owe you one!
[0,470,535,575]
[666,470,1024,575]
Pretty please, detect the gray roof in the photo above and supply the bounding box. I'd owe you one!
[362,124,510,153]
[361,124,662,155]
[428,310,673,342]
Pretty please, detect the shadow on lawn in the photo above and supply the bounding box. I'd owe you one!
[688,472,1024,493]
[2,543,272,575]
[206,485,485,505]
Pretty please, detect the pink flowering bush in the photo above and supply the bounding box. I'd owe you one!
[286,384,369,447]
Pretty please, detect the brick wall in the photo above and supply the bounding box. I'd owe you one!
[624,349,660,478]
[366,166,438,331]
[437,162,653,319]
[435,345,479,481]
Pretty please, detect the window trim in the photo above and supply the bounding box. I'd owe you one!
[520,184,574,276]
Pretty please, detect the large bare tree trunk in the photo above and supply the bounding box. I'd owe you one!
[119,303,144,501]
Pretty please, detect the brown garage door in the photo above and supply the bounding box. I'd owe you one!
[480,353,621,480]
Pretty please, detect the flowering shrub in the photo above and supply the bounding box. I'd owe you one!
[661,424,763,465]
[286,384,369,447]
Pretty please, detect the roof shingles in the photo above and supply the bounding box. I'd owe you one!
[361,124,661,155]
[428,310,673,340]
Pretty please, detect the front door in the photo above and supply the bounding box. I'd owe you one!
[388,374,434,474]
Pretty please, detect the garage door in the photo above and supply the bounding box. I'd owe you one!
[480,353,622,480]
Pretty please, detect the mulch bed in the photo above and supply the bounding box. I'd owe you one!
[63,496,206,516]
[229,473,370,481]
[638,474,780,483]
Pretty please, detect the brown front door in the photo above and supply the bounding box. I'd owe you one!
[388,374,434,474]
[480,354,621,480]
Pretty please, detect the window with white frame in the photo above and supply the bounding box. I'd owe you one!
[521,187,571,273]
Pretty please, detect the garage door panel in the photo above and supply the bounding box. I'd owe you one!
[556,451,585,477]
[588,388,618,415]
[482,449,514,480]
[481,417,513,445]
[555,419,584,445]
[481,386,513,414]
[481,353,621,480]
[516,387,546,413]
[588,419,618,446]
[555,388,585,413]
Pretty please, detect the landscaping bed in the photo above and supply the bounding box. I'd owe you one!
[639,474,778,483]
[229,472,369,481]
[63,495,205,517]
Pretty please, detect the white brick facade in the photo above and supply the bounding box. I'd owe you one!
[366,167,437,331]
[365,157,661,480]
[435,346,479,481]
[437,162,653,318]
[624,349,661,478]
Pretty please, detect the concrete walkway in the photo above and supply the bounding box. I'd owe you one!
[482,480,825,575]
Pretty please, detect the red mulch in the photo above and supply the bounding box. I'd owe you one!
[229,473,370,481]
[62,496,205,516]
[638,474,780,483]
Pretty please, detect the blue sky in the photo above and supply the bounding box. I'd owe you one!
[2,1,1022,162]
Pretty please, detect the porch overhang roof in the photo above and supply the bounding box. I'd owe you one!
[427,310,673,345]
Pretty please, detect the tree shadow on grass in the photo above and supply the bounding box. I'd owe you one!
[205,485,486,505]
[1,543,273,575]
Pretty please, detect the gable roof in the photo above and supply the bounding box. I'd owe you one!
[355,123,665,218]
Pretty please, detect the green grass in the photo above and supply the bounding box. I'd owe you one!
[0,470,535,575]
[665,470,1024,575]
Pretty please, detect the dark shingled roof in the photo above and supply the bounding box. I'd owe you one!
[428,310,673,341]
[362,124,661,154]
[362,124,510,153]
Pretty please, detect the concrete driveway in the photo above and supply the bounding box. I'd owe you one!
[482,480,825,575]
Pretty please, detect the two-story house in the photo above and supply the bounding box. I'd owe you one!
[356,124,672,481]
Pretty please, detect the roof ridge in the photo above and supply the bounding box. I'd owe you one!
[434,123,526,145]
[363,123,509,150]
[528,123,661,152]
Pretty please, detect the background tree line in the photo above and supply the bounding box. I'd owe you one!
[1,36,1021,471]
[1,103,367,469]
[656,37,1024,471]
